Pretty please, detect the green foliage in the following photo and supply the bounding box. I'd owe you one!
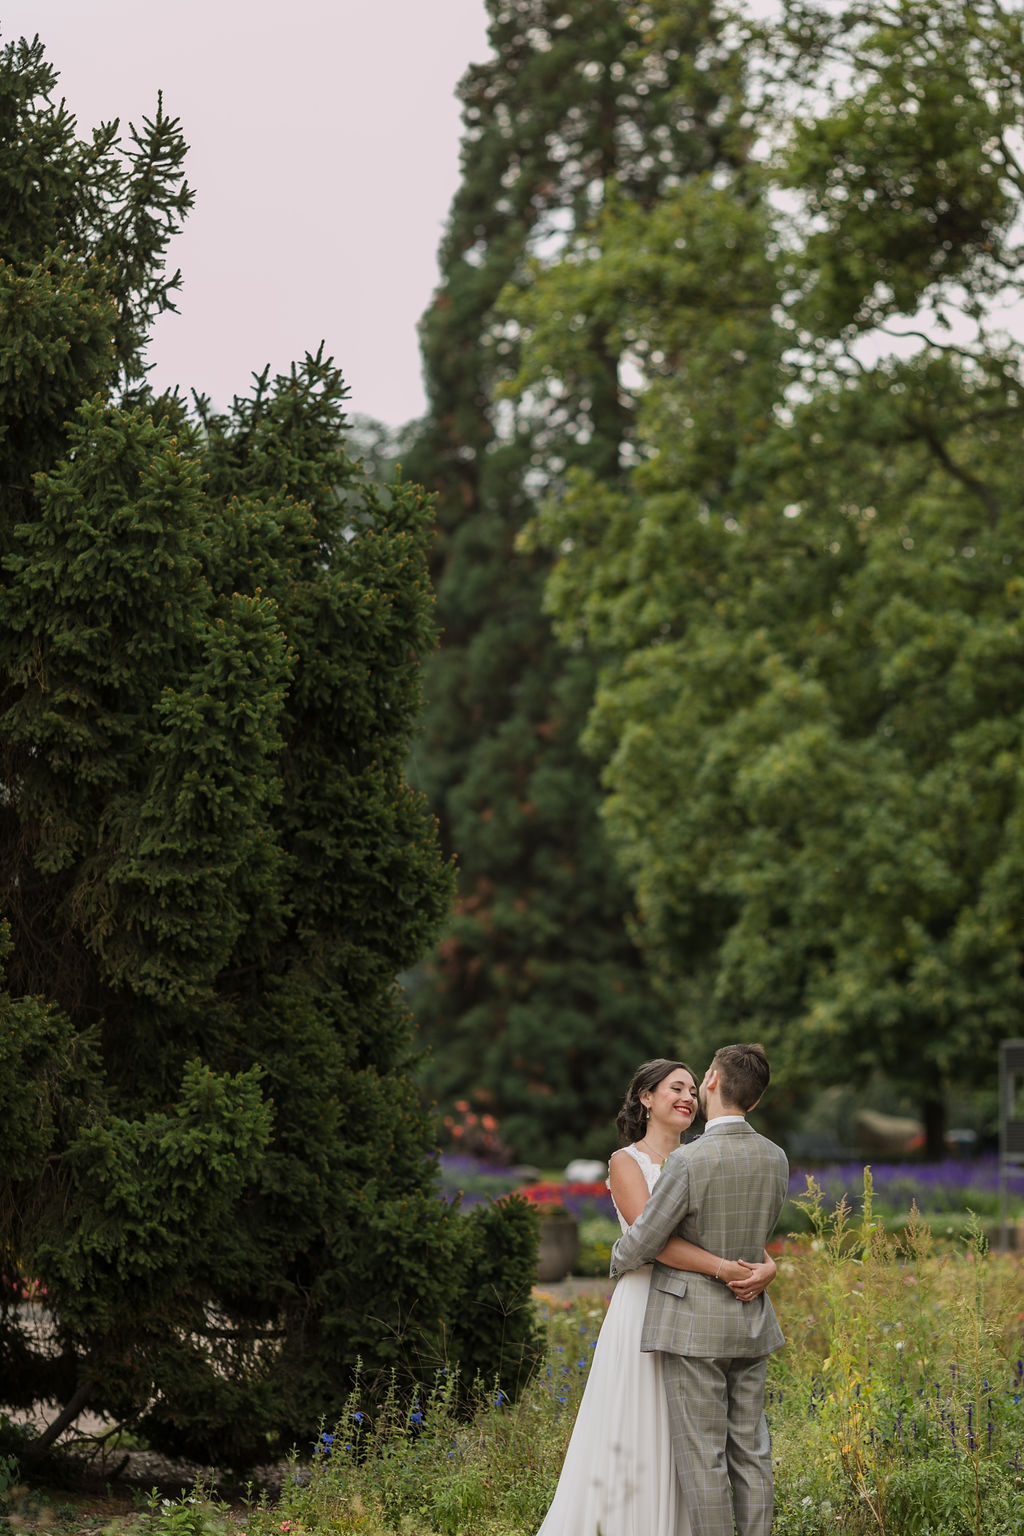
[0,33,540,1468]
[574,1216,618,1278]
[0,34,192,504]
[0,1450,18,1505]
[443,1197,543,1400]
[407,0,769,1162]
[771,1178,1024,1536]
[64,1239,1024,1536]
[515,0,1024,1143]
[134,1485,236,1536]
[779,0,1022,336]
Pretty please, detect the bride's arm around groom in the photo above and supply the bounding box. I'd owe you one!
[610,1044,789,1536]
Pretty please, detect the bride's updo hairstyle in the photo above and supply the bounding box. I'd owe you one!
[616,1058,695,1145]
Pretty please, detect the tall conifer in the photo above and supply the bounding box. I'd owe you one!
[0,35,539,1465]
[406,0,755,1160]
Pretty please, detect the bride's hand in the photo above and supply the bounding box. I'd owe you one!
[715,1259,750,1288]
[726,1255,777,1302]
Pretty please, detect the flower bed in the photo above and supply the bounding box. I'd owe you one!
[438,1150,1024,1256]
[436,1153,524,1207]
[515,1180,615,1221]
[781,1153,1024,1246]
[436,1158,617,1221]
[788,1152,1024,1215]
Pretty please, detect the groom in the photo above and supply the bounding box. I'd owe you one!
[610,1043,789,1536]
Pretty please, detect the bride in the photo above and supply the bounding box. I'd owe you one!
[535,1058,778,1536]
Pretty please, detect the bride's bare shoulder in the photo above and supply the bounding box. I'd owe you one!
[609,1145,646,1176]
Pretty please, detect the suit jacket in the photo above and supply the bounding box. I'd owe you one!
[610,1120,789,1359]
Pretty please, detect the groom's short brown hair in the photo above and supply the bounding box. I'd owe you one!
[711,1043,770,1112]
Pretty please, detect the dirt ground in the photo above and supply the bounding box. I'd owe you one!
[3,1483,152,1535]
[2,1446,275,1536]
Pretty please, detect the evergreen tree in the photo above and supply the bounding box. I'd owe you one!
[406,0,758,1161]
[0,35,539,1466]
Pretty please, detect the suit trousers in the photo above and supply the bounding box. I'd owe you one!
[661,1351,773,1536]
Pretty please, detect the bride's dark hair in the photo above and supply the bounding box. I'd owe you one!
[616,1058,696,1145]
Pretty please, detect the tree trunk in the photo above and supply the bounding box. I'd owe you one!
[24,1378,93,1459]
[921,1094,946,1160]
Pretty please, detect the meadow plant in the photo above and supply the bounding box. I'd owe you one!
[134,1481,239,1536]
[0,1452,19,1508]
[769,1171,1024,1535]
[265,1303,606,1536]
[44,1187,1024,1536]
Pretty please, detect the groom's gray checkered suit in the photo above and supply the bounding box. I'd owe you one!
[610,1121,789,1536]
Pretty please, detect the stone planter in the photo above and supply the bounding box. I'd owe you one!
[536,1209,580,1282]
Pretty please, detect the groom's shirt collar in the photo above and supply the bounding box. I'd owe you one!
[703,1114,747,1131]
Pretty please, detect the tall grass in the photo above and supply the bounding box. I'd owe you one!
[51,1177,1024,1536]
[769,1173,1024,1535]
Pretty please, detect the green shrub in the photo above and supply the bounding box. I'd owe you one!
[574,1216,619,1278]
[445,1196,544,1405]
[0,1451,20,1506]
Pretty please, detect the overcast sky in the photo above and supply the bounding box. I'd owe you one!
[4,0,491,425]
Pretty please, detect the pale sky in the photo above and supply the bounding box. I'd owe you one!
[3,1,491,425]
[11,3,1021,429]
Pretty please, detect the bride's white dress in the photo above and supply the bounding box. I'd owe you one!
[535,1143,691,1536]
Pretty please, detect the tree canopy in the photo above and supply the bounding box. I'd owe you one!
[508,0,1024,1148]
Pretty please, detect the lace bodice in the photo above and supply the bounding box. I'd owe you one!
[608,1143,663,1234]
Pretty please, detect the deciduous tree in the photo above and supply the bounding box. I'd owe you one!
[519,0,1024,1149]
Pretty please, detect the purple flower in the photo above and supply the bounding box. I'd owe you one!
[789,1153,1022,1212]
